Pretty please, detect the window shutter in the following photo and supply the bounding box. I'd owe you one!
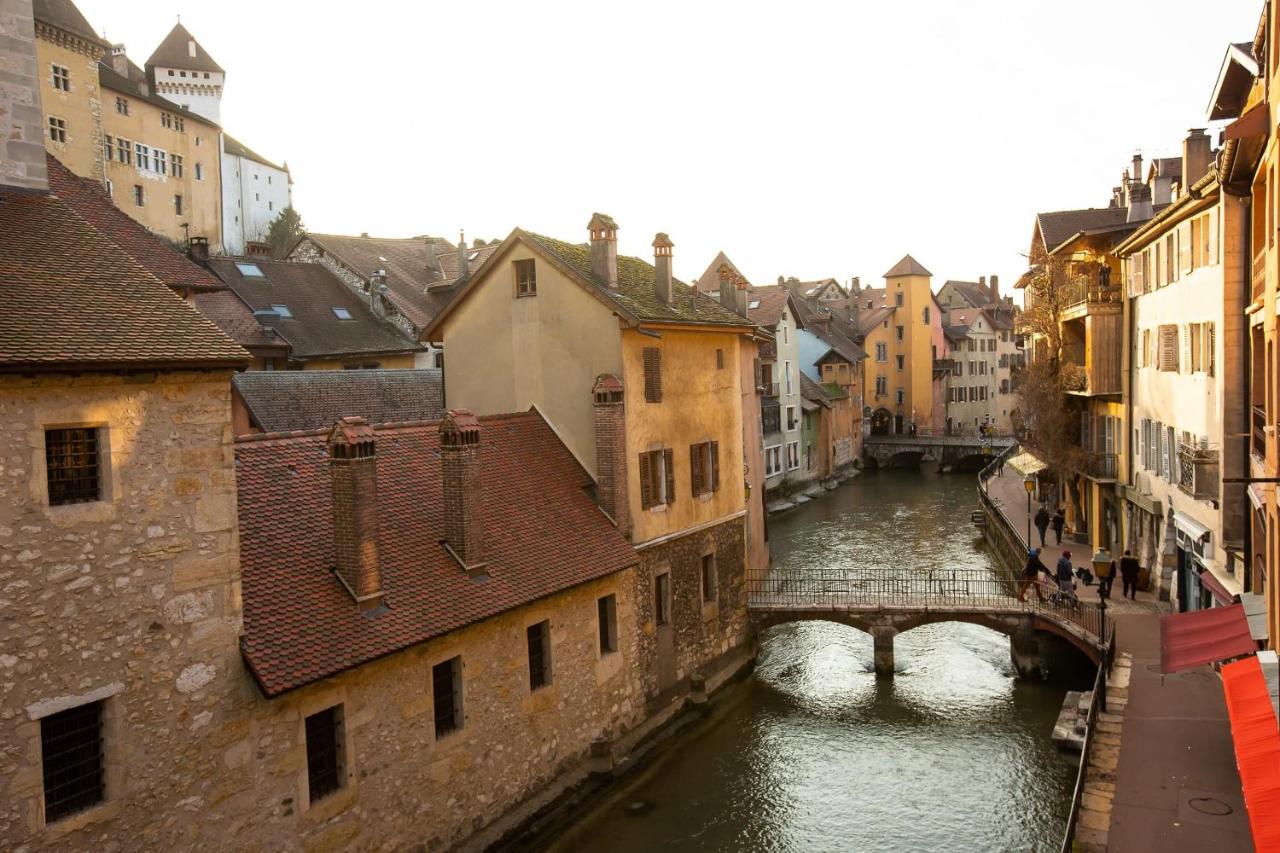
[1081,411,1092,452]
[1158,425,1167,479]
[1179,221,1192,274]
[1207,208,1219,265]
[639,452,653,509]
[754,357,761,389]
[663,448,675,505]
[1167,426,1177,482]
[1180,325,1192,373]
[643,348,662,402]
[690,444,703,496]
[1206,322,1215,377]
[1159,325,1178,371]
[710,441,720,491]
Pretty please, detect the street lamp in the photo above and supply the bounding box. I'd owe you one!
[1091,546,1113,709]
[1023,476,1036,548]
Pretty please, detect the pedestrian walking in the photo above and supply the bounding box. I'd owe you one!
[1119,550,1140,600]
[1034,506,1050,546]
[1018,548,1051,602]
[1050,508,1065,545]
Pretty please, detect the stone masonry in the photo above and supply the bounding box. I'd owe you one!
[0,0,50,192]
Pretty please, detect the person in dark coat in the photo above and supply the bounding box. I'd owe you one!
[1034,506,1051,546]
[1055,550,1075,590]
[1119,550,1141,600]
[1051,508,1066,545]
[1018,548,1051,602]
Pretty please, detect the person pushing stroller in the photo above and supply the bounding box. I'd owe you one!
[1051,550,1080,606]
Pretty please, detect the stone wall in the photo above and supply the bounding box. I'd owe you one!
[0,370,244,847]
[0,0,49,192]
[634,515,750,707]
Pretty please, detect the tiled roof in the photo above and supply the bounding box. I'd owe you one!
[33,0,107,48]
[97,62,217,129]
[525,232,751,327]
[1036,207,1135,253]
[799,372,831,407]
[944,325,969,341]
[223,133,286,172]
[884,254,933,278]
[747,285,792,328]
[693,250,751,293]
[0,156,248,371]
[810,325,867,365]
[207,258,421,361]
[190,288,285,353]
[145,23,223,73]
[233,369,444,433]
[236,411,639,696]
[45,151,225,293]
[941,280,993,308]
[855,305,895,336]
[298,233,497,330]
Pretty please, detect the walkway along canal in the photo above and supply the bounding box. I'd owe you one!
[541,468,1093,853]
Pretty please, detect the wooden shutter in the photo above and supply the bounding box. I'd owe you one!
[643,348,662,402]
[639,452,653,509]
[753,357,761,389]
[1206,322,1216,376]
[1180,325,1192,373]
[1207,208,1219,266]
[690,444,703,496]
[1159,325,1178,371]
[663,448,675,505]
[1167,426,1177,482]
[1178,221,1192,275]
[710,441,720,491]
[1081,411,1092,453]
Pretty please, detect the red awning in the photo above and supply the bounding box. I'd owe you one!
[1199,568,1237,606]
[1160,603,1258,674]
[1221,656,1280,852]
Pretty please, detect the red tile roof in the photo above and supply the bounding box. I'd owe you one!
[45,153,226,293]
[236,411,638,696]
[0,156,248,371]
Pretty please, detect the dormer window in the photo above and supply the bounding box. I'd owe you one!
[235,262,264,277]
[514,259,536,298]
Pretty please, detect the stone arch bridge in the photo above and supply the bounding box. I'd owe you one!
[862,432,1016,471]
[748,570,1106,678]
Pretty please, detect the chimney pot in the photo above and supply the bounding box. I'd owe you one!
[456,231,469,284]
[591,375,629,538]
[990,275,999,304]
[588,213,619,289]
[1182,128,1212,192]
[425,240,441,276]
[653,233,674,306]
[717,264,748,317]
[328,417,383,609]
[440,409,485,573]
[187,236,209,264]
[1131,153,1143,184]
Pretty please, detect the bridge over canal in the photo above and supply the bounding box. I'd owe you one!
[748,569,1108,678]
[862,432,1016,471]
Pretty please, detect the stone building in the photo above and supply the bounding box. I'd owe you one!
[289,232,500,367]
[0,150,250,845]
[220,133,291,255]
[425,214,757,709]
[942,307,1001,433]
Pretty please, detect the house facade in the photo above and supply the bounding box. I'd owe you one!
[858,255,941,434]
[220,133,291,255]
[943,308,999,433]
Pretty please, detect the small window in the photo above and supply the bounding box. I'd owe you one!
[194,162,203,181]
[235,262,265,278]
[701,553,718,602]
[116,137,130,164]
[716,348,724,369]
[304,705,344,803]
[527,620,552,690]
[41,700,105,822]
[514,258,536,297]
[173,194,183,215]
[133,185,144,207]
[643,347,662,402]
[45,427,101,505]
[271,304,293,319]
[268,201,274,211]
[171,154,183,178]
[896,355,904,371]
[895,292,904,307]
[115,96,129,115]
[135,143,149,171]
[333,307,353,320]
[598,594,618,654]
[654,572,671,626]
[638,448,674,509]
[154,150,166,175]
[103,134,112,162]
[895,325,904,342]
[47,116,67,143]
[432,656,463,737]
[51,64,70,91]
[689,440,720,497]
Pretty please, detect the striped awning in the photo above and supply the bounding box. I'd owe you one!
[1221,655,1280,852]
[1007,450,1047,478]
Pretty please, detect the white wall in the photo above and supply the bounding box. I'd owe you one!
[220,141,291,256]
[152,66,224,125]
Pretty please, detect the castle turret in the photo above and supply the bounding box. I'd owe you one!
[145,23,225,124]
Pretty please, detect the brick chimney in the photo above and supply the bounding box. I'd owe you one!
[440,409,485,574]
[369,269,388,319]
[592,375,629,538]
[717,264,748,317]
[1182,128,1212,191]
[990,275,999,304]
[424,239,441,277]
[653,233,674,306]
[187,236,210,264]
[328,417,383,610]
[455,231,469,284]
[588,213,619,289]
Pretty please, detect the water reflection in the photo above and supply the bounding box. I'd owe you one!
[546,470,1078,853]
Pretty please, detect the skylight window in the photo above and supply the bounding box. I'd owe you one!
[467,251,480,261]
[377,256,388,263]
[235,262,264,278]
[271,304,293,319]
[332,307,352,320]
[749,299,761,309]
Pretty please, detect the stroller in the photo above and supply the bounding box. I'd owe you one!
[1040,572,1079,607]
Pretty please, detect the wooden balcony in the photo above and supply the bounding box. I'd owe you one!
[1253,250,1267,303]
[1060,274,1122,321]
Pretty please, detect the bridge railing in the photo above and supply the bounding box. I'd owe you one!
[747,568,1105,642]
[1060,621,1116,853]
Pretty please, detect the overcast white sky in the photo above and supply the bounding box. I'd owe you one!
[76,0,1262,292]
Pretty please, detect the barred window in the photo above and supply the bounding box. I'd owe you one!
[527,620,552,690]
[304,705,343,803]
[432,656,463,738]
[45,428,101,506]
[41,701,104,822]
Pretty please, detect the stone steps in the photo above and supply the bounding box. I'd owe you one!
[1072,651,1133,852]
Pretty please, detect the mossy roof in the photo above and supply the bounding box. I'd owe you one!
[525,233,750,327]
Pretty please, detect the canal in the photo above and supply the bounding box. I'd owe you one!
[546,468,1085,853]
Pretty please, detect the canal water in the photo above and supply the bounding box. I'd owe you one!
[547,468,1083,853]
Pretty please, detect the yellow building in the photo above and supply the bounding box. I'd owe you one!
[859,255,938,434]
[425,214,757,703]
[31,0,223,248]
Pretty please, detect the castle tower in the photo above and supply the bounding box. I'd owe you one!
[145,23,224,124]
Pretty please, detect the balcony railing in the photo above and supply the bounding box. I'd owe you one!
[1087,453,1118,481]
[1253,405,1267,458]
[1061,273,1122,312]
[762,399,781,435]
[763,381,781,398]
[1253,250,1266,302]
[1178,444,1220,501]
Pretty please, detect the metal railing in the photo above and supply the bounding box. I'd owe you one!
[746,568,1106,642]
[763,381,781,398]
[1253,405,1267,458]
[1087,453,1118,481]
[1060,622,1117,853]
